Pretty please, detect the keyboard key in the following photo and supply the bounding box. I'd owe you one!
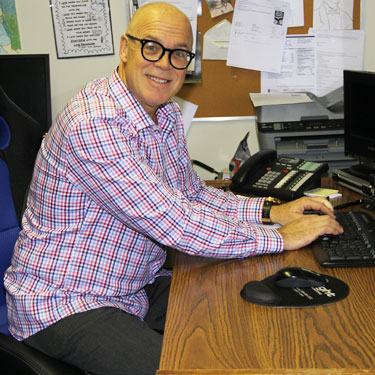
[312,211,375,267]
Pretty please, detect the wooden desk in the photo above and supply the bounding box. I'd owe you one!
[158,178,375,375]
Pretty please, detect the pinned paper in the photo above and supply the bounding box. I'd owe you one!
[206,0,233,18]
[203,19,231,61]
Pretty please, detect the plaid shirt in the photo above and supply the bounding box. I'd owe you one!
[4,70,283,341]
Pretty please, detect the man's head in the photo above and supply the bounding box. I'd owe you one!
[118,2,193,121]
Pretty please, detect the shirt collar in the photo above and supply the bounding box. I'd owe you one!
[109,69,178,134]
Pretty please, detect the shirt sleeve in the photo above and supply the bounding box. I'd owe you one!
[66,118,284,259]
[173,122,272,224]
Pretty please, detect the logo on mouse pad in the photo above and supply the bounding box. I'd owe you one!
[240,267,349,308]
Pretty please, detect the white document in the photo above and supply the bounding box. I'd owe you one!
[285,0,304,27]
[173,96,198,136]
[50,0,114,58]
[313,29,365,96]
[249,92,312,107]
[261,35,316,94]
[313,0,353,30]
[227,0,291,73]
[203,19,231,60]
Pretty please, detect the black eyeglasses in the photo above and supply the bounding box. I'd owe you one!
[126,34,195,70]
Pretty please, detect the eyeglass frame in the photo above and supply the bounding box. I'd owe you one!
[126,34,196,70]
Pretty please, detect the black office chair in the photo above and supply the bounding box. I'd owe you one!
[0,90,85,374]
[0,85,44,223]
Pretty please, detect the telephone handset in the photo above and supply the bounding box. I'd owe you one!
[230,149,328,201]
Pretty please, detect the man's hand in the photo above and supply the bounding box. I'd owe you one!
[270,196,343,251]
[277,214,343,250]
[270,196,335,225]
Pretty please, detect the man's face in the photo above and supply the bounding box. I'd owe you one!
[119,8,193,118]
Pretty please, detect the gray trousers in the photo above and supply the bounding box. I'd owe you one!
[24,276,171,375]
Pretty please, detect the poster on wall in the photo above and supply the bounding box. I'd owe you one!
[0,0,21,54]
[50,0,114,58]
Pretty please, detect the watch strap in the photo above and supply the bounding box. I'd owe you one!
[262,197,281,225]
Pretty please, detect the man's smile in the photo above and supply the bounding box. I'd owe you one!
[146,74,170,84]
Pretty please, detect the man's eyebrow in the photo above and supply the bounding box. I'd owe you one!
[143,35,191,50]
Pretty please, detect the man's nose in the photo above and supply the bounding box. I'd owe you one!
[154,52,172,69]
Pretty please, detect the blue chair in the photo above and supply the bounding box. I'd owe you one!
[0,116,19,336]
[0,106,84,374]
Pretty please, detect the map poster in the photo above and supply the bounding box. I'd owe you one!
[0,0,21,54]
[50,0,114,58]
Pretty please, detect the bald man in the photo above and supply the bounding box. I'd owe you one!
[5,2,342,375]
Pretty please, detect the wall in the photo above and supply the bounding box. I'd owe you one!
[363,0,375,71]
[15,0,128,119]
[14,0,375,180]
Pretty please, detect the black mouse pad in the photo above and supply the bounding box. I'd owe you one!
[241,270,349,308]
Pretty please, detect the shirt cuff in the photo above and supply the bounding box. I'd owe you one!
[251,224,284,254]
[237,196,266,225]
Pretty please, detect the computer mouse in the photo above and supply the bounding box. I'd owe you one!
[240,281,281,305]
[303,210,326,215]
[273,267,328,288]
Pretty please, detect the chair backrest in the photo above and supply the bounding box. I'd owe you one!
[0,89,84,375]
[0,164,20,335]
[0,117,20,335]
[0,85,43,224]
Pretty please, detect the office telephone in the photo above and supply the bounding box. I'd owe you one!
[230,149,328,201]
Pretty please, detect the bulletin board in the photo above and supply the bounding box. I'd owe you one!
[178,0,361,117]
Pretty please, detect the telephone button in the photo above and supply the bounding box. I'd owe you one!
[290,172,314,191]
[274,169,298,189]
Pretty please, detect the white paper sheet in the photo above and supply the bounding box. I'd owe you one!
[313,29,365,96]
[249,92,312,107]
[313,0,354,30]
[226,0,291,73]
[285,0,304,27]
[173,96,198,135]
[50,0,114,58]
[261,35,316,93]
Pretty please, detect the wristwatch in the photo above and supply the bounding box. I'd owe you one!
[262,197,281,225]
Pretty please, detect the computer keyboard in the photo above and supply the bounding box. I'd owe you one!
[312,211,375,267]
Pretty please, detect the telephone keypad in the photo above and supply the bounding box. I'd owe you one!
[252,170,281,189]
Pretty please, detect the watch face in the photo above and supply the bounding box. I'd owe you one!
[266,197,281,204]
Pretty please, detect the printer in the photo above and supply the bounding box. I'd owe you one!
[255,89,357,174]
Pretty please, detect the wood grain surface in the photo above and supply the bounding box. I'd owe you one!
[158,178,375,374]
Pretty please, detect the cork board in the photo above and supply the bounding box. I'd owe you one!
[178,0,361,117]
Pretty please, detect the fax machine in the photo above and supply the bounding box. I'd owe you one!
[255,89,357,174]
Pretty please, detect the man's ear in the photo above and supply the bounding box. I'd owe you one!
[119,34,128,63]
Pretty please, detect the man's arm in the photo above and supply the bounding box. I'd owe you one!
[66,119,283,258]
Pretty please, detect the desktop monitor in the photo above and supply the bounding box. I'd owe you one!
[0,54,52,133]
[344,70,375,178]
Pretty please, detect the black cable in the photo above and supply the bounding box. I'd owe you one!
[191,160,221,176]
